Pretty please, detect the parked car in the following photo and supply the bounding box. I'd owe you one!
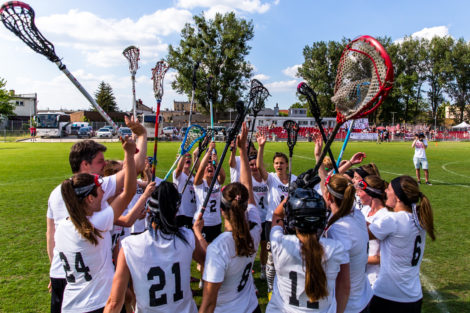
[163,126,178,135]
[77,126,93,138]
[103,125,117,135]
[96,127,113,138]
[118,127,132,137]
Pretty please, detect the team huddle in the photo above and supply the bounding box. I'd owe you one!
[46,117,435,313]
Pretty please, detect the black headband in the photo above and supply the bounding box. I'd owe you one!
[355,167,370,179]
[248,154,257,162]
[390,177,412,206]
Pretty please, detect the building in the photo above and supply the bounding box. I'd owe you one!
[8,90,37,121]
[446,105,469,121]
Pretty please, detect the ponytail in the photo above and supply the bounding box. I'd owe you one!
[326,175,356,228]
[418,194,435,241]
[221,183,255,257]
[61,175,102,245]
[299,231,328,302]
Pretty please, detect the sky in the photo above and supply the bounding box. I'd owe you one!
[1,0,469,113]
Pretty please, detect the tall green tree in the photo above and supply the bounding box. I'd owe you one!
[0,78,14,116]
[298,39,346,116]
[94,81,118,112]
[167,12,254,120]
[445,38,470,123]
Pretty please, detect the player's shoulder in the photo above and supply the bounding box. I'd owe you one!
[48,183,63,201]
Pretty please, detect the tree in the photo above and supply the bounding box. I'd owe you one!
[167,12,254,120]
[298,39,346,116]
[0,78,14,116]
[94,81,118,112]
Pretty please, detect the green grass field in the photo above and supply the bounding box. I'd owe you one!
[0,140,469,312]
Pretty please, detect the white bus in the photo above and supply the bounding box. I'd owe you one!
[141,114,163,139]
[36,112,72,137]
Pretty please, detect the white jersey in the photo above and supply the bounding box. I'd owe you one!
[413,139,428,159]
[360,206,390,287]
[325,210,373,313]
[267,226,349,313]
[203,204,261,313]
[131,177,162,234]
[193,179,222,226]
[369,211,426,302]
[55,205,115,313]
[266,172,297,222]
[121,228,198,313]
[230,156,241,183]
[47,175,116,278]
[173,171,197,218]
[252,177,269,222]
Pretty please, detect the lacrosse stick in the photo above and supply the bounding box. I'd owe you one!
[313,35,394,175]
[0,1,118,131]
[283,120,300,189]
[336,120,355,169]
[297,82,339,173]
[247,79,270,155]
[188,61,200,127]
[180,128,215,195]
[207,75,217,165]
[123,45,140,119]
[200,100,249,214]
[151,60,169,181]
[163,125,206,181]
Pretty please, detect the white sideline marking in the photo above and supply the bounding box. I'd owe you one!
[420,273,450,313]
[441,161,470,179]
[263,149,470,188]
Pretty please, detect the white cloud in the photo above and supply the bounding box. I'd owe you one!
[395,26,450,43]
[265,79,298,92]
[253,74,270,81]
[177,0,274,14]
[282,64,300,78]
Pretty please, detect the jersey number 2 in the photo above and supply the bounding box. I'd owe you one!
[59,252,92,283]
[148,262,183,307]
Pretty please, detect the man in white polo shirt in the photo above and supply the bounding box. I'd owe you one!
[412,133,431,185]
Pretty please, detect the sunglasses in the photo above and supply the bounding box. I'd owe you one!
[73,174,103,198]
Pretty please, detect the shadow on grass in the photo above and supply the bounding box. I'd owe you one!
[423,282,470,312]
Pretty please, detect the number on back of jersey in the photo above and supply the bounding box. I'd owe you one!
[148,262,184,307]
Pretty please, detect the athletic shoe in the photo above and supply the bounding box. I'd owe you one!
[268,291,272,301]
[426,181,432,185]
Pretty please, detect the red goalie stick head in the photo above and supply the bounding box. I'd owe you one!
[332,35,394,123]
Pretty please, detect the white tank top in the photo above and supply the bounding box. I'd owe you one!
[121,228,198,313]
[54,205,114,313]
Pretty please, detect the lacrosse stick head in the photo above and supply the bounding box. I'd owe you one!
[225,100,247,144]
[297,82,320,117]
[283,120,299,154]
[122,45,140,75]
[200,127,216,152]
[251,86,270,115]
[181,124,206,154]
[332,35,394,123]
[0,1,60,62]
[151,60,169,100]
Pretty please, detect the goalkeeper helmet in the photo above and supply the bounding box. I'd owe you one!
[285,187,327,234]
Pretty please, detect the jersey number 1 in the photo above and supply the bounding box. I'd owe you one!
[289,271,319,309]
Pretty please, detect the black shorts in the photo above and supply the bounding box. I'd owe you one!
[50,277,67,313]
[264,222,272,243]
[369,295,422,313]
[261,222,268,241]
[176,215,194,229]
[202,224,222,243]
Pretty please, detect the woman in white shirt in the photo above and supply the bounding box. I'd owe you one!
[104,181,208,313]
[199,122,262,313]
[55,136,136,313]
[356,175,390,287]
[266,183,349,313]
[368,176,435,313]
[321,174,373,313]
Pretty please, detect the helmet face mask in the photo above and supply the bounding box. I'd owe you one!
[285,184,327,234]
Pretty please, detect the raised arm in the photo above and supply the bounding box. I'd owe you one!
[115,182,156,227]
[256,132,268,181]
[229,138,237,169]
[110,136,137,222]
[194,141,215,186]
[238,122,255,205]
[337,152,366,174]
[215,152,226,185]
[174,153,187,179]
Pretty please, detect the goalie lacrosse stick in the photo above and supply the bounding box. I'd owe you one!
[313,35,394,175]
[297,82,339,173]
[180,128,215,195]
[200,100,249,214]
[188,61,200,127]
[0,1,118,132]
[163,124,206,181]
[151,60,169,181]
[283,120,300,189]
[247,79,270,155]
[123,45,140,119]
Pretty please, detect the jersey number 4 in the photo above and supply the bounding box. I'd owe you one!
[148,262,183,307]
[59,252,92,283]
[289,271,319,309]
